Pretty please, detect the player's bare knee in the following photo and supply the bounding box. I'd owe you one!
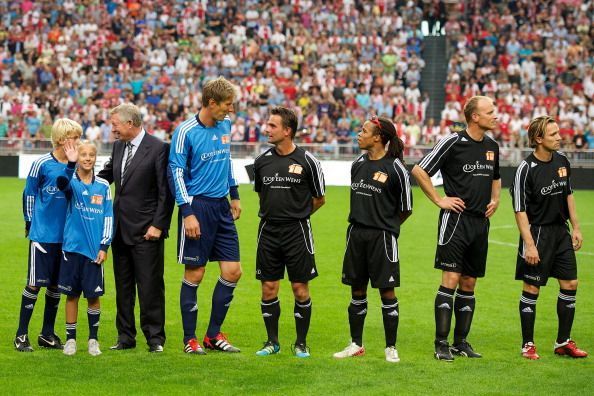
[261,281,279,300]
[379,288,395,299]
[261,290,277,300]
[87,297,100,309]
[222,267,242,283]
[184,266,205,284]
[523,282,540,295]
[559,279,578,291]
[441,271,461,289]
[458,275,477,291]
[66,295,80,303]
[27,285,40,292]
[351,286,367,298]
[291,282,310,301]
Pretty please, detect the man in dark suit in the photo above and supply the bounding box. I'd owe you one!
[98,103,173,353]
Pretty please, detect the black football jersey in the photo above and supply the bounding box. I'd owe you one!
[254,146,325,221]
[511,151,572,225]
[418,131,500,216]
[348,154,413,235]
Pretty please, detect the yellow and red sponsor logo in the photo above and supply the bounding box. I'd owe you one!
[486,151,495,161]
[372,171,388,183]
[558,167,567,177]
[221,135,230,144]
[288,164,303,174]
[91,195,103,205]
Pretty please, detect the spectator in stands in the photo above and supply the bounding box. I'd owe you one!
[19,0,594,158]
[422,118,440,145]
[573,129,588,150]
[440,0,593,153]
[0,115,7,138]
[85,120,101,143]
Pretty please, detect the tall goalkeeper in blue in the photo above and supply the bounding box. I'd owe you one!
[57,140,113,356]
[169,77,242,354]
[15,118,82,352]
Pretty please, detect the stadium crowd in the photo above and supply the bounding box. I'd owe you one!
[442,0,594,149]
[0,0,592,152]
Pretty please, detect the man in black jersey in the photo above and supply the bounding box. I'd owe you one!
[511,115,587,360]
[253,106,325,358]
[333,116,412,363]
[412,96,501,361]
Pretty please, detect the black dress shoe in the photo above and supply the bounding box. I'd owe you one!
[149,344,164,353]
[110,341,136,350]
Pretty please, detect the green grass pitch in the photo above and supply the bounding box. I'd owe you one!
[0,177,592,395]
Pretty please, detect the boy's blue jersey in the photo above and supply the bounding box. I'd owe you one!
[60,167,113,261]
[23,152,69,243]
[169,115,238,207]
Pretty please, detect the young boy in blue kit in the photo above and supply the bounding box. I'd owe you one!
[15,118,82,352]
[57,140,113,356]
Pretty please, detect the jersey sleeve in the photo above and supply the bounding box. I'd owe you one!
[493,144,501,180]
[169,125,193,216]
[228,153,238,189]
[393,159,413,212]
[417,133,458,176]
[56,162,76,199]
[224,118,238,190]
[23,159,44,223]
[511,160,529,212]
[253,158,262,193]
[100,184,113,251]
[351,154,364,178]
[563,154,573,195]
[96,146,114,184]
[304,151,325,198]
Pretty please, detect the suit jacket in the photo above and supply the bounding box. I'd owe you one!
[98,133,174,245]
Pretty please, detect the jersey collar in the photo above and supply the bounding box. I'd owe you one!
[195,114,220,128]
[75,171,95,185]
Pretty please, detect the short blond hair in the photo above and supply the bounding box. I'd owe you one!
[463,95,492,123]
[110,103,143,127]
[51,118,83,148]
[77,139,97,153]
[202,77,236,106]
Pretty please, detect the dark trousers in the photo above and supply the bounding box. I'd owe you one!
[112,234,166,346]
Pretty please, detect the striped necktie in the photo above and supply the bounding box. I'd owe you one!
[122,142,133,183]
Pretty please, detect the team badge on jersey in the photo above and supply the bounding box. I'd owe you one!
[372,171,388,183]
[486,151,495,161]
[91,195,103,205]
[289,164,303,174]
[221,135,230,144]
[558,167,567,177]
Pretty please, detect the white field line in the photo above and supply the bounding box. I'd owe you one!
[491,222,594,231]
[490,222,594,256]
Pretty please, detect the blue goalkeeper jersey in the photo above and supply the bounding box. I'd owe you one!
[169,115,238,209]
[23,152,69,243]
[59,166,113,261]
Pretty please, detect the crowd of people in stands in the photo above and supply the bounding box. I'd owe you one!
[443,0,593,150]
[0,0,591,154]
